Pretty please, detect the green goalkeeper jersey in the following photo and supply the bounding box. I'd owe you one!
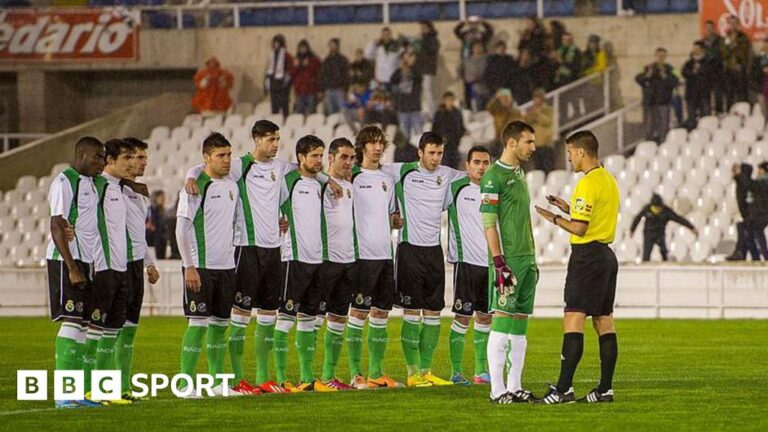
[479,160,535,258]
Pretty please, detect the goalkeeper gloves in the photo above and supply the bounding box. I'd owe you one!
[492,255,517,296]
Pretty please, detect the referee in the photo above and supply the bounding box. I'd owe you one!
[534,131,620,404]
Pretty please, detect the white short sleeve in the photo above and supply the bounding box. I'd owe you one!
[48,175,73,218]
[177,190,202,221]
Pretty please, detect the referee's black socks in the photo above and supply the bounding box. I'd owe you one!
[597,333,618,393]
[556,332,583,393]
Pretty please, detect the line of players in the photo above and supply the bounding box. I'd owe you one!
[47,137,160,408]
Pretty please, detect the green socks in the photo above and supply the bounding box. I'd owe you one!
[228,315,249,382]
[82,328,101,393]
[322,321,345,382]
[115,324,138,392]
[273,317,293,384]
[449,320,469,376]
[295,317,317,384]
[180,321,207,379]
[367,317,388,379]
[345,317,365,378]
[419,316,441,371]
[55,322,81,370]
[207,318,228,385]
[401,316,422,374]
[254,315,276,385]
[473,322,491,375]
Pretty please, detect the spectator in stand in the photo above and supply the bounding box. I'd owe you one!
[630,194,698,262]
[349,48,374,88]
[413,21,440,118]
[365,27,404,90]
[753,39,768,117]
[702,20,725,113]
[549,20,566,51]
[343,83,372,131]
[167,197,181,260]
[454,15,494,60]
[459,41,488,111]
[524,89,555,173]
[147,190,168,260]
[635,47,678,143]
[432,91,466,169]
[555,32,581,86]
[292,39,321,115]
[391,52,423,140]
[512,48,535,105]
[518,16,548,64]
[266,34,294,116]
[485,41,516,98]
[318,38,349,115]
[582,34,607,77]
[731,162,768,261]
[721,14,751,108]
[682,41,716,130]
[191,57,234,116]
[363,90,399,129]
[487,88,521,155]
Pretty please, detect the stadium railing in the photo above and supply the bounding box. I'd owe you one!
[0,134,50,154]
[577,99,644,157]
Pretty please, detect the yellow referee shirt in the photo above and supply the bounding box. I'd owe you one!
[569,166,620,245]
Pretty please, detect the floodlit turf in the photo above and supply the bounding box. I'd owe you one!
[1,317,767,431]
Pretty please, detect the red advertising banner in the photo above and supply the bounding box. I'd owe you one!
[701,0,768,40]
[0,9,139,62]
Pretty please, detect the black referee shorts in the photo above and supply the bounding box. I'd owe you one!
[47,259,91,322]
[233,246,282,312]
[125,260,145,324]
[395,242,445,312]
[564,242,618,317]
[451,262,490,316]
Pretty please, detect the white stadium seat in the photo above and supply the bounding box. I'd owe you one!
[234,102,254,117]
[658,142,680,159]
[602,154,625,173]
[712,128,734,144]
[634,141,658,159]
[704,141,726,158]
[681,141,703,159]
[698,116,719,132]
[182,114,202,128]
[223,114,243,129]
[15,176,36,193]
[149,126,170,142]
[665,128,687,145]
[202,115,223,130]
[254,101,271,116]
[525,171,546,191]
[648,156,671,173]
[284,113,305,130]
[305,113,325,131]
[672,156,694,172]
[753,141,768,158]
[687,128,710,144]
[730,101,751,117]
[720,115,742,132]
[698,155,717,171]
[728,144,750,159]
[743,117,764,135]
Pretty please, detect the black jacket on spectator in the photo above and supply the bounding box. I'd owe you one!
[414,29,440,76]
[350,58,374,87]
[735,164,754,219]
[631,203,694,241]
[512,63,535,105]
[485,53,517,96]
[682,55,716,101]
[737,168,768,222]
[635,63,678,106]
[363,107,399,128]
[319,52,350,91]
[433,106,465,148]
[390,68,423,113]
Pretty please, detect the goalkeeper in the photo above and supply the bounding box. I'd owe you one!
[479,121,539,404]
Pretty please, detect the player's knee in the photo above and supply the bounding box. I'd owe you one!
[370,308,389,319]
[453,315,471,327]
[475,312,492,326]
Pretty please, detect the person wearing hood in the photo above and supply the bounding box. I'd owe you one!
[730,162,768,260]
[265,34,294,116]
[191,57,234,116]
[293,39,322,115]
[630,193,698,262]
[365,27,404,90]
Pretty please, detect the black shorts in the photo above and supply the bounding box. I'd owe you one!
[451,262,490,316]
[280,261,323,317]
[352,259,395,311]
[88,269,129,330]
[395,243,445,311]
[125,260,145,324]
[47,260,91,322]
[564,242,618,317]
[183,267,236,320]
[318,262,354,317]
[233,246,282,312]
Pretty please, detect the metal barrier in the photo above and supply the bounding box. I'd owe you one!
[0,134,50,153]
[576,99,645,157]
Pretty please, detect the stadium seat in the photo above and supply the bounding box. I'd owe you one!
[325,113,343,128]
[648,156,671,173]
[687,128,710,144]
[686,168,709,188]
[234,102,254,117]
[639,170,661,188]
[170,126,192,143]
[202,115,224,130]
[546,170,569,189]
[634,141,657,160]
[704,141,727,158]
[730,101,751,117]
[305,113,325,131]
[668,241,689,262]
[728,144,750,160]
[254,101,271,116]
[15,176,36,193]
[712,128,734,144]
[525,170,545,191]
[602,154,625,173]
[284,113,305,130]
[655,182,677,202]
[265,113,284,127]
[224,114,243,129]
[735,128,757,143]
[720,115,742,132]
[690,241,712,263]
[657,142,680,159]
[681,141,703,159]
[753,141,768,158]
[665,128,687,145]
[698,155,717,171]
[3,190,22,204]
[697,116,719,132]
[744,115,765,135]
[336,124,355,140]
[625,156,647,172]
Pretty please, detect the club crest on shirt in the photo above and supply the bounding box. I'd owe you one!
[317,190,321,199]
[436,176,443,186]
[229,190,234,201]
[346,188,352,199]
[382,182,388,192]
[271,171,276,181]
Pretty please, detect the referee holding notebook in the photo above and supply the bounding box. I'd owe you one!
[533,130,620,404]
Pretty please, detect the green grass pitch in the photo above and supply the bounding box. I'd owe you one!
[1,317,767,431]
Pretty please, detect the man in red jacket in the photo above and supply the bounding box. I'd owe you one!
[191,57,234,116]
[293,39,322,115]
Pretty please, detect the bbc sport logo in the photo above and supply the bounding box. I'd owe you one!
[17,370,235,400]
